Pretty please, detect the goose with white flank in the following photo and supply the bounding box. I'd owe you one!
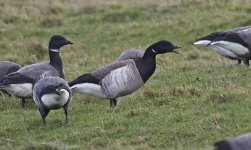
[69,40,180,108]
[194,26,251,65]
[33,77,72,125]
[116,50,144,61]
[0,61,21,96]
[214,132,251,150]
[0,35,73,107]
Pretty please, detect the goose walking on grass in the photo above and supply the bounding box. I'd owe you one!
[69,40,180,108]
[116,50,144,61]
[214,132,251,150]
[33,77,72,125]
[0,61,21,96]
[194,26,251,65]
[0,35,73,107]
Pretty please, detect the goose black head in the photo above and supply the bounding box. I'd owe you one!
[55,83,64,92]
[55,82,69,94]
[48,35,73,51]
[149,40,181,54]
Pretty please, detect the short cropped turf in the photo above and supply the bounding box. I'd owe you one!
[0,0,251,149]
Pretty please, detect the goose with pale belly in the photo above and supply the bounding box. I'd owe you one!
[33,77,72,124]
[0,61,21,95]
[69,40,180,108]
[194,26,251,65]
[0,35,73,107]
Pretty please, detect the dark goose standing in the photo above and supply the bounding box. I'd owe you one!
[193,26,251,65]
[69,40,180,108]
[214,132,251,150]
[0,35,73,107]
[116,50,144,61]
[33,77,72,125]
[0,61,21,96]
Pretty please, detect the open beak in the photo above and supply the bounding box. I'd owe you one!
[173,46,181,54]
[67,40,73,44]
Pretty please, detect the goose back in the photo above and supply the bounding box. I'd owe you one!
[116,50,145,61]
[1,61,60,86]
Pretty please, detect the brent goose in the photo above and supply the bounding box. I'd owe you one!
[69,40,180,108]
[0,35,73,107]
[194,26,251,65]
[33,77,71,124]
[214,132,251,150]
[116,50,144,61]
[0,61,21,82]
[0,61,21,96]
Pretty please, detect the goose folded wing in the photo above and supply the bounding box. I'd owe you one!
[195,31,225,42]
[0,72,35,86]
[68,60,130,86]
[18,62,60,81]
[0,62,59,86]
[212,26,251,45]
[210,31,249,48]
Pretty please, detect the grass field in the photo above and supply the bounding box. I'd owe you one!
[0,0,251,149]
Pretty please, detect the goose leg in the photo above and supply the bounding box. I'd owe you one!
[237,59,241,65]
[243,59,249,66]
[39,108,49,125]
[21,98,26,108]
[113,99,118,107]
[110,99,117,109]
[63,105,68,124]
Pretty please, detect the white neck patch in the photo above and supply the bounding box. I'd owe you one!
[152,49,156,53]
[50,49,59,52]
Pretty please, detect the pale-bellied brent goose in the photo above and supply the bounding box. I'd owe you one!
[33,77,72,125]
[194,26,251,65]
[69,40,180,108]
[0,35,73,107]
[0,61,21,96]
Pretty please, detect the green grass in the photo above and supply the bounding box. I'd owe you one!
[0,0,251,149]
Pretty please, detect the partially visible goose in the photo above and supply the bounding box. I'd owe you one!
[214,132,251,150]
[0,61,21,82]
[0,61,21,96]
[69,40,180,108]
[194,26,251,65]
[116,50,144,61]
[0,35,73,107]
[33,77,71,124]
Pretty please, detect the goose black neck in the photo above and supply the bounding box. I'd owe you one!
[49,50,64,78]
[134,48,157,83]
